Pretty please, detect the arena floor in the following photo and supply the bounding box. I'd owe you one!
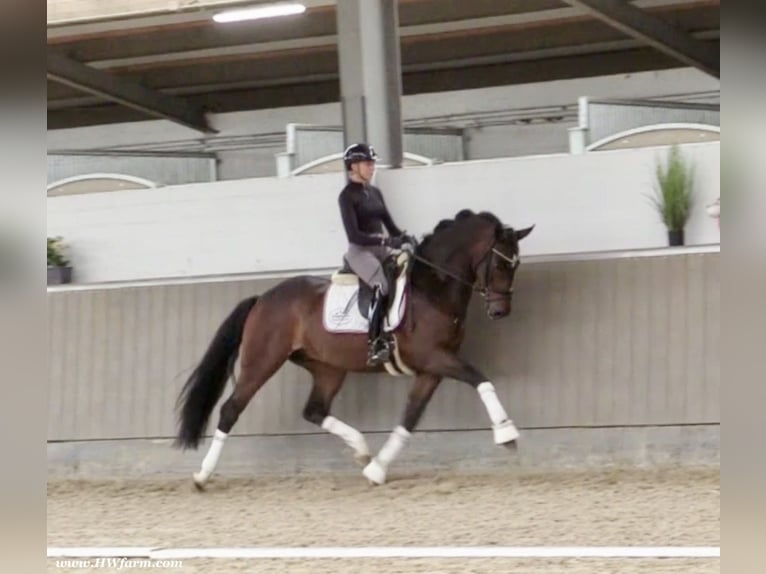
[47,465,719,573]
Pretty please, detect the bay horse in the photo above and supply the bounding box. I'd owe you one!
[174,209,534,486]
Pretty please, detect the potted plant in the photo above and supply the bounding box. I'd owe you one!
[706,196,720,229]
[47,236,72,285]
[649,144,695,246]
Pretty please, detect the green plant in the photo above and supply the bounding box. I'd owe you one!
[47,236,70,267]
[648,144,695,232]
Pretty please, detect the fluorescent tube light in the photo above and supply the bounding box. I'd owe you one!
[213,3,306,23]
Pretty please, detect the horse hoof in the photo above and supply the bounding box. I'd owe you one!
[493,421,520,445]
[355,453,372,467]
[362,459,387,485]
[503,440,519,453]
[192,472,208,491]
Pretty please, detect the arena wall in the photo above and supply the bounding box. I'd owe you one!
[47,141,720,284]
[47,247,719,476]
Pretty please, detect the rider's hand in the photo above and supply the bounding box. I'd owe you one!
[385,236,405,249]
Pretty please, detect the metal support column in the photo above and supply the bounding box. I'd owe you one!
[336,0,403,168]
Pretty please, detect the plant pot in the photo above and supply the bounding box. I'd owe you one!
[47,266,72,285]
[667,229,684,247]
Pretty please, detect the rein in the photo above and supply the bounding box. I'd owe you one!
[407,243,518,300]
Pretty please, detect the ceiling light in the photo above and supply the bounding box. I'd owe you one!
[213,3,306,23]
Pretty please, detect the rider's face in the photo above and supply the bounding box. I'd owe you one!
[352,160,376,182]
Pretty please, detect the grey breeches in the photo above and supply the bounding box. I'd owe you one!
[345,243,392,295]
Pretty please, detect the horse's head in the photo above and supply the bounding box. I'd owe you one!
[473,221,534,320]
[414,210,534,319]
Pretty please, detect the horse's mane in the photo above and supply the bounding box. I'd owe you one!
[416,209,504,254]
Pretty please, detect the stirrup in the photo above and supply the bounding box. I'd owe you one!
[367,338,391,365]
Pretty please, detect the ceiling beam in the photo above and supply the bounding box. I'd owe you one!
[75,1,702,70]
[50,42,711,129]
[563,0,719,77]
[48,28,718,110]
[47,50,216,133]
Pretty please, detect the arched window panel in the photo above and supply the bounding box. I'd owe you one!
[47,173,159,196]
[291,152,435,176]
[586,123,720,152]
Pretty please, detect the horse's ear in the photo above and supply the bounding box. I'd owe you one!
[514,225,535,241]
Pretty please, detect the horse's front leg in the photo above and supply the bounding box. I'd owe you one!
[425,350,519,446]
[363,373,442,485]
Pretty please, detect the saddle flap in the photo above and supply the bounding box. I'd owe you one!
[323,252,410,334]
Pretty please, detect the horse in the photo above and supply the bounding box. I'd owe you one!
[174,209,534,487]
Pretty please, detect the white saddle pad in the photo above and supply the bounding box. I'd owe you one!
[323,272,408,334]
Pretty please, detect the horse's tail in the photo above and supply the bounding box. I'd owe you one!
[174,296,259,450]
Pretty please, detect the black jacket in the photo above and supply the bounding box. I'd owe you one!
[338,181,403,246]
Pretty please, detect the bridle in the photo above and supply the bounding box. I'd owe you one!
[476,242,520,302]
[408,239,520,303]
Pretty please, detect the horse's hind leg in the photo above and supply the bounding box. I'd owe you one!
[300,363,371,467]
[363,373,442,485]
[193,344,290,489]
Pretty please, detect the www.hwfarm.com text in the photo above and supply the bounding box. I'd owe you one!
[55,558,183,569]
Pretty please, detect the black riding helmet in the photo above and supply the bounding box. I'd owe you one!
[343,143,377,170]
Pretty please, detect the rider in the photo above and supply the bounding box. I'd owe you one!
[338,143,409,366]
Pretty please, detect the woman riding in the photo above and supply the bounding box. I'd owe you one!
[338,143,410,366]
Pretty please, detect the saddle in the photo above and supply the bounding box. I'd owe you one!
[331,251,411,319]
[324,251,415,375]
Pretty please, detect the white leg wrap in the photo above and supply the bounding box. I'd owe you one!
[477,382,509,425]
[492,420,519,444]
[477,382,519,445]
[363,426,410,485]
[321,416,370,457]
[193,429,227,485]
[377,426,410,466]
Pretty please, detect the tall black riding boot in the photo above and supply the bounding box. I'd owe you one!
[367,287,391,366]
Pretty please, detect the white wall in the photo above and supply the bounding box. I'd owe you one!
[48,142,720,284]
[47,68,720,179]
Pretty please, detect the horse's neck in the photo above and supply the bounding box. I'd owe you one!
[412,246,475,318]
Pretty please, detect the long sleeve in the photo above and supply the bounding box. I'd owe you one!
[339,192,383,246]
[376,189,403,236]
